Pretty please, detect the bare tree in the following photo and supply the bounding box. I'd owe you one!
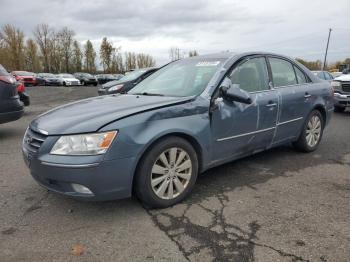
[34,24,53,72]
[0,24,25,70]
[84,40,96,73]
[189,50,199,57]
[72,40,83,72]
[124,52,137,71]
[100,37,116,73]
[57,27,75,73]
[169,46,182,61]
[25,38,41,72]
[137,53,156,68]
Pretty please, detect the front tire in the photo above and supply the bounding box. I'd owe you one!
[293,110,324,152]
[135,137,198,209]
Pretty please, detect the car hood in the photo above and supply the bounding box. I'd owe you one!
[60,77,78,81]
[334,74,350,81]
[30,94,193,135]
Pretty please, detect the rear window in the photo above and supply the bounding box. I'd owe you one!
[0,65,10,76]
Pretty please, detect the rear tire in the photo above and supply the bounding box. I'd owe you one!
[293,110,324,152]
[135,137,198,209]
[334,106,345,113]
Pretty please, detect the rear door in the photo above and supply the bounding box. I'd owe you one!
[268,57,312,144]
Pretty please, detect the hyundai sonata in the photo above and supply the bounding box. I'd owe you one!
[22,52,333,208]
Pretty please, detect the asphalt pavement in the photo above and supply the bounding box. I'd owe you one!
[1,86,349,262]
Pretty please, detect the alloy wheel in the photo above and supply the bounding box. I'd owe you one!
[151,147,192,200]
[306,115,322,147]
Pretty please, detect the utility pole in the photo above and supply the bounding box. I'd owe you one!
[322,28,332,70]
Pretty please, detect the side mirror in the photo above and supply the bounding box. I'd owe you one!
[220,78,252,104]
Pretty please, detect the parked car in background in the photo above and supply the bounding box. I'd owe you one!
[331,72,343,78]
[98,67,158,95]
[56,74,81,86]
[11,71,37,86]
[36,73,62,86]
[22,52,333,208]
[312,71,334,82]
[16,81,30,106]
[74,73,98,86]
[331,74,350,112]
[96,74,124,85]
[0,65,24,124]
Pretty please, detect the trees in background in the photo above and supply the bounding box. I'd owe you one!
[33,24,52,72]
[189,50,199,57]
[25,38,41,72]
[296,58,323,70]
[72,40,83,72]
[0,24,25,70]
[0,24,157,74]
[84,40,96,73]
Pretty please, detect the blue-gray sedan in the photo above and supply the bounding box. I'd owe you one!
[22,52,334,208]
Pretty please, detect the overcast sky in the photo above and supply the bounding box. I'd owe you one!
[1,0,349,65]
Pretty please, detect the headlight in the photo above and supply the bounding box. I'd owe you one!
[50,131,117,155]
[331,81,341,89]
[108,84,124,92]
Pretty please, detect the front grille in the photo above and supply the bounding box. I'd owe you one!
[23,128,47,153]
[341,82,350,93]
[24,78,32,81]
[72,81,79,85]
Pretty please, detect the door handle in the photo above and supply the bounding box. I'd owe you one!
[266,101,277,107]
[304,92,311,98]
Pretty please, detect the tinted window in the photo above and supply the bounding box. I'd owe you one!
[229,57,269,92]
[294,66,307,84]
[269,58,297,87]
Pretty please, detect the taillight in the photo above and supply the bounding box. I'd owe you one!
[0,75,16,84]
[17,82,25,92]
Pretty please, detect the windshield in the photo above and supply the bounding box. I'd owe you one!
[130,59,224,97]
[59,74,75,78]
[81,73,93,77]
[39,73,55,78]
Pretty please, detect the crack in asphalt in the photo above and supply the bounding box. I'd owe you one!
[145,150,328,261]
[149,190,309,261]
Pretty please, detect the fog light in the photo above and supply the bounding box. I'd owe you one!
[71,183,93,194]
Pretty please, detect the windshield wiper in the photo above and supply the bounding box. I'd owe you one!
[132,92,164,96]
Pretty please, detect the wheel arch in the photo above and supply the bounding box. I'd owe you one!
[312,104,327,123]
[131,132,204,192]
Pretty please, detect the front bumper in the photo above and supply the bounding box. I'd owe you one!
[334,93,350,108]
[23,147,136,201]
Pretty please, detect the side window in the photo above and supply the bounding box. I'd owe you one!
[294,66,307,84]
[229,57,269,92]
[269,58,297,87]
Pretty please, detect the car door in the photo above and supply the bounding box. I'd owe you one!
[210,56,279,162]
[268,57,312,144]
